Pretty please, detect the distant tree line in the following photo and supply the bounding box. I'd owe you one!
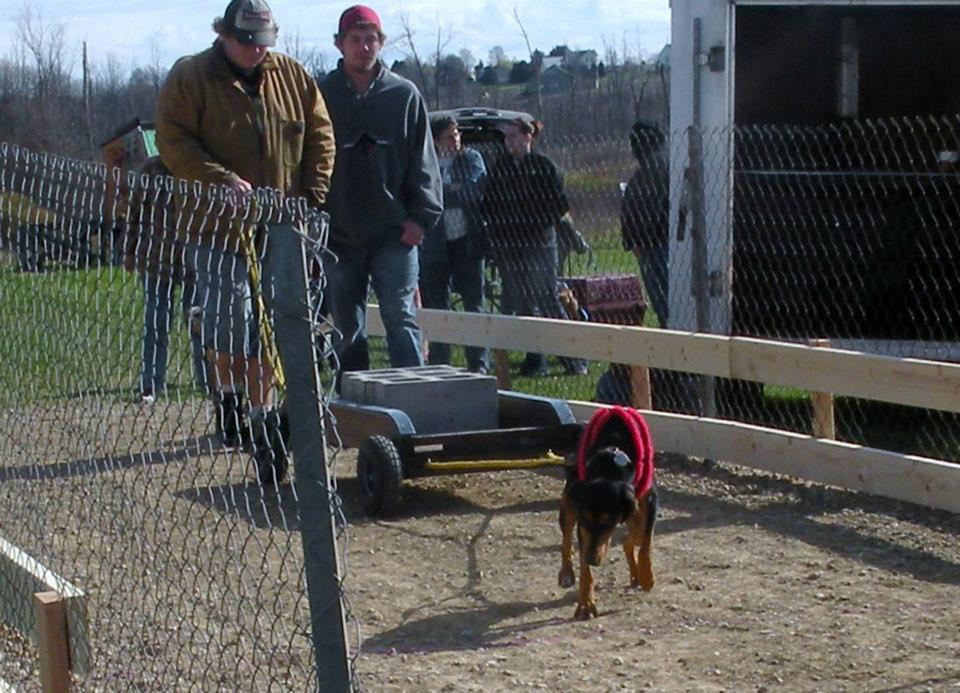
[0,4,669,159]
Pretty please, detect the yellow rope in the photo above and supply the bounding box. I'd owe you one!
[422,453,568,474]
[240,224,286,391]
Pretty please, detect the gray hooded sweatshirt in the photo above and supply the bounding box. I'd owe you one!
[320,61,443,248]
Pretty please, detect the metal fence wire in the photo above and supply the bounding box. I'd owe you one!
[0,142,361,691]
[420,114,960,461]
[2,113,960,687]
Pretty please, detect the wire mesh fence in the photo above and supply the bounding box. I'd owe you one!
[3,113,960,688]
[416,114,960,462]
[0,142,360,691]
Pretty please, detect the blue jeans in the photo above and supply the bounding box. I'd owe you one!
[325,237,423,377]
[637,244,668,328]
[419,240,489,372]
[141,274,207,394]
[141,274,173,394]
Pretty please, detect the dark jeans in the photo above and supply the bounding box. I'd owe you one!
[495,233,584,373]
[637,244,668,328]
[141,273,207,395]
[419,241,490,372]
[324,236,423,379]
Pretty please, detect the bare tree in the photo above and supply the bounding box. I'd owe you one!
[430,22,457,109]
[511,8,542,118]
[395,13,431,103]
[282,27,331,81]
[16,2,71,100]
[146,35,166,93]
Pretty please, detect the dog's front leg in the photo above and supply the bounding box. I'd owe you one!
[574,553,598,619]
[558,492,577,588]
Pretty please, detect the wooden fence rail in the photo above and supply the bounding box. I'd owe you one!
[367,306,960,513]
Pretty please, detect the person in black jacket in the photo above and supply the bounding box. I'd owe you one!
[621,120,670,327]
[484,118,586,376]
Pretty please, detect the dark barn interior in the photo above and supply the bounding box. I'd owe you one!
[731,5,960,341]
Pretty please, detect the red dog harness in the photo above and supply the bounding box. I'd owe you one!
[576,406,655,497]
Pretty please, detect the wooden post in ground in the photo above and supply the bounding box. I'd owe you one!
[808,339,836,439]
[34,591,70,693]
[630,365,652,410]
[494,350,512,390]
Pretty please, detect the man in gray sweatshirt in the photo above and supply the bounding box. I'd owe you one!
[321,5,443,380]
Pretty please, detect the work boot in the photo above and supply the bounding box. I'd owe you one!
[518,352,549,377]
[250,407,290,486]
[215,391,249,449]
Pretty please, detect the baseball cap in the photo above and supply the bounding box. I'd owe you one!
[338,5,382,35]
[224,0,278,47]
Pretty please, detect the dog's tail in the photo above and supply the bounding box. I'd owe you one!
[577,406,655,497]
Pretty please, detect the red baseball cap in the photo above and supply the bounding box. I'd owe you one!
[338,5,382,34]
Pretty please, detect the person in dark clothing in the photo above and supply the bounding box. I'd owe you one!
[484,117,587,377]
[621,120,670,328]
[123,156,208,402]
[419,115,490,373]
[320,5,443,382]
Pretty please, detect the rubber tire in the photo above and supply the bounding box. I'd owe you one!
[357,435,404,517]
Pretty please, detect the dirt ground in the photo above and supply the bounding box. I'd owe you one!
[0,398,958,692]
[342,453,960,693]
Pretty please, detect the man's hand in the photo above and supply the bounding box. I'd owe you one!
[226,178,254,206]
[400,219,426,246]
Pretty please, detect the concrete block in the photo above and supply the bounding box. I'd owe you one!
[340,366,498,434]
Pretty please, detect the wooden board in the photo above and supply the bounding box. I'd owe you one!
[730,337,960,414]
[367,306,732,378]
[366,306,960,415]
[0,535,90,674]
[568,401,960,514]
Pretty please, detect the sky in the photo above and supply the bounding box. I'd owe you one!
[1,0,671,76]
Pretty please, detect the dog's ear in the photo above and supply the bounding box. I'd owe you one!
[619,482,638,522]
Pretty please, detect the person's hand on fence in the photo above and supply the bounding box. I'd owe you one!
[226,178,254,207]
[400,219,426,246]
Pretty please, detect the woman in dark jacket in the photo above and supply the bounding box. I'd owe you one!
[484,118,586,376]
[419,115,490,373]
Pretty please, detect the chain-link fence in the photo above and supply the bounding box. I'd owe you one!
[0,142,359,690]
[416,114,960,463]
[3,113,960,688]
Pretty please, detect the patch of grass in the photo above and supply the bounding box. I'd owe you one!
[0,266,197,404]
[564,170,624,194]
[764,384,810,401]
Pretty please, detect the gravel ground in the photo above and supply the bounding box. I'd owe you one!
[0,398,958,691]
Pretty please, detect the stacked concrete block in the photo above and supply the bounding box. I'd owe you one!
[341,365,498,434]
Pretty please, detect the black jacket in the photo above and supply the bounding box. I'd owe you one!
[484,151,569,248]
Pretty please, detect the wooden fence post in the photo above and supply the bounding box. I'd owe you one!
[34,591,70,693]
[630,365,653,410]
[493,350,512,390]
[808,339,836,439]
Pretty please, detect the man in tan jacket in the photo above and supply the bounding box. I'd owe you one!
[156,0,335,482]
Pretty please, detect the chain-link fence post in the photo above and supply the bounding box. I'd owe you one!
[687,125,717,417]
[268,222,352,693]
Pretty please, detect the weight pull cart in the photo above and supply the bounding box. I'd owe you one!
[328,391,584,517]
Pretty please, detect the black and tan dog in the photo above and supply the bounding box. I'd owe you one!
[558,406,657,619]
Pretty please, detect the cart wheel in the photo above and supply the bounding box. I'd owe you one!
[357,435,404,517]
